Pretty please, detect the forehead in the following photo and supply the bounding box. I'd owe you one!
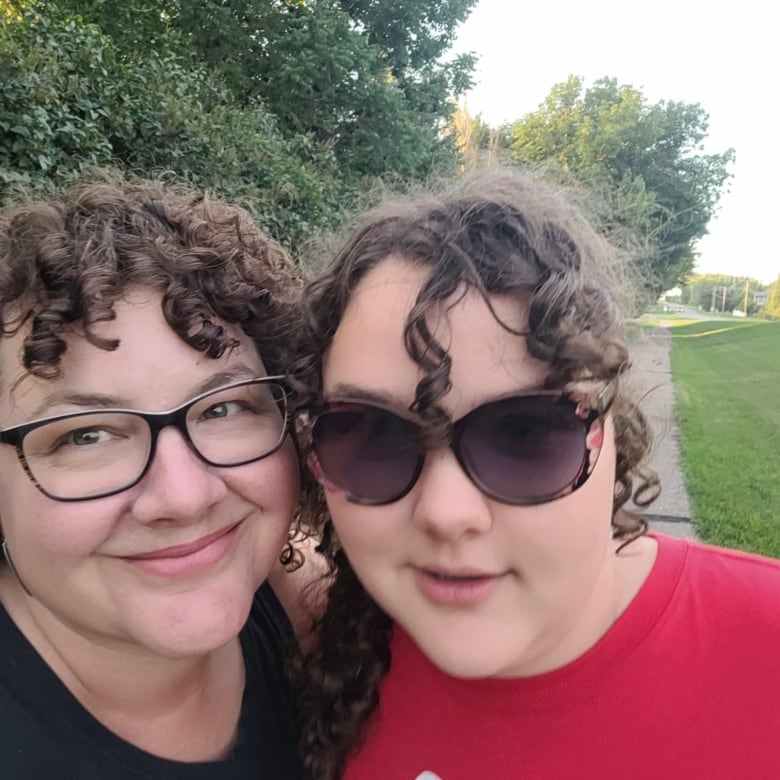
[0,288,263,416]
[325,258,549,407]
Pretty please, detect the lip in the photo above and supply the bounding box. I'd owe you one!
[124,523,242,578]
[412,565,507,606]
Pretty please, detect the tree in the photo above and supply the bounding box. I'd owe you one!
[2,1,479,248]
[450,104,505,171]
[0,5,342,246]
[508,76,734,295]
[765,275,780,319]
[118,0,478,179]
[337,0,476,119]
[682,274,767,315]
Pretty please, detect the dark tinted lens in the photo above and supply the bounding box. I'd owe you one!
[312,403,422,504]
[457,395,588,504]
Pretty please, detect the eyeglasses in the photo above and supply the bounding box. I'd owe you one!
[0,377,288,502]
[299,391,605,506]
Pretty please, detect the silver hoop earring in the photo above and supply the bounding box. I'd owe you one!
[2,540,32,596]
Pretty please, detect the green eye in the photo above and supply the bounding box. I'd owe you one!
[202,401,243,420]
[68,428,113,446]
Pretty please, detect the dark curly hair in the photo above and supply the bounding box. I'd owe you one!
[0,174,304,565]
[291,169,660,780]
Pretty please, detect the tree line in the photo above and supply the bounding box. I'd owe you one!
[677,274,776,318]
[2,1,734,298]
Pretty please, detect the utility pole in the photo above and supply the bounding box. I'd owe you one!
[722,285,728,312]
[743,279,750,315]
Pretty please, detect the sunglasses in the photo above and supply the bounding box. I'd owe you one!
[299,390,605,506]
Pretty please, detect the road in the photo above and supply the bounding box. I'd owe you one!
[662,304,717,320]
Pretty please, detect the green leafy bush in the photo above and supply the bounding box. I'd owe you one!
[0,6,345,247]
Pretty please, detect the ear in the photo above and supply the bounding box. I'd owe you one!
[585,418,604,475]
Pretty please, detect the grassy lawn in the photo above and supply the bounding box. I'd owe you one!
[670,320,780,558]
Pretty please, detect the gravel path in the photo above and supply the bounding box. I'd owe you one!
[624,329,698,540]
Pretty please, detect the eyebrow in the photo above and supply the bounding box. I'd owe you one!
[190,367,261,397]
[324,383,411,408]
[29,365,262,419]
[29,392,131,419]
[324,381,557,415]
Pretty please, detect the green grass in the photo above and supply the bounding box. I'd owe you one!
[669,319,767,337]
[671,321,780,558]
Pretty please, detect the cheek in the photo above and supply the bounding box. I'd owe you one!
[497,425,618,565]
[324,492,400,565]
[0,481,122,564]
[232,438,299,518]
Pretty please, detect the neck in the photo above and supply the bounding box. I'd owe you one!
[0,571,245,760]
[501,533,658,678]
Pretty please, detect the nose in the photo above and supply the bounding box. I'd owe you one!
[410,447,493,540]
[130,427,228,524]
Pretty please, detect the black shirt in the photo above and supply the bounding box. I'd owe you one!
[0,583,304,779]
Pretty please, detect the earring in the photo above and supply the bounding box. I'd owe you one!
[2,540,32,596]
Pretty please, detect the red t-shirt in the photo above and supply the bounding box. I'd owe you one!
[344,535,780,779]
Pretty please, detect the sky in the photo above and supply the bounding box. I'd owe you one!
[452,0,778,284]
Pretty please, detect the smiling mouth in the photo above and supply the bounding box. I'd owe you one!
[123,522,242,578]
[129,523,241,561]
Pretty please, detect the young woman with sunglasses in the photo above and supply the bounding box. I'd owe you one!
[293,171,780,780]
[0,179,308,778]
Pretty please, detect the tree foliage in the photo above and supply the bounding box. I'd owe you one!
[682,274,767,316]
[765,275,780,319]
[508,76,734,295]
[1,0,477,248]
[1,5,346,245]
[450,104,508,171]
[52,0,477,180]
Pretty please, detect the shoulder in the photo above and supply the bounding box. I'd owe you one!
[659,534,780,625]
[678,536,780,582]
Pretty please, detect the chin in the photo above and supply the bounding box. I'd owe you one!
[413,634,517,680]
[142,611,249,658]
[132,580,257,658]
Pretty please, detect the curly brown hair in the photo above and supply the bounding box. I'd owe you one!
[0,174,304,564]
[291,169,660,780]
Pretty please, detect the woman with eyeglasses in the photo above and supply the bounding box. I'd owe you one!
[292,170,780,780]
[0,180,308,778]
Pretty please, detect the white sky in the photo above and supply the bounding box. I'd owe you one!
[452,0,778,284]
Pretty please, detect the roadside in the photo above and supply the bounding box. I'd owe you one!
[624,328,698,540]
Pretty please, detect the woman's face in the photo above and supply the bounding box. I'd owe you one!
[0,288,298,657]
[318,258,628,679]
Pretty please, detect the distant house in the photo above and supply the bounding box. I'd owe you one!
[753,290,769,306]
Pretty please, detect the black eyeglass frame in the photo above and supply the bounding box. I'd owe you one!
[297,388,607,507]
[0,376,289,502]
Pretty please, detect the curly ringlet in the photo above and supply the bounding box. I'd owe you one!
[291,168,661,780]
[0,174,304,566]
